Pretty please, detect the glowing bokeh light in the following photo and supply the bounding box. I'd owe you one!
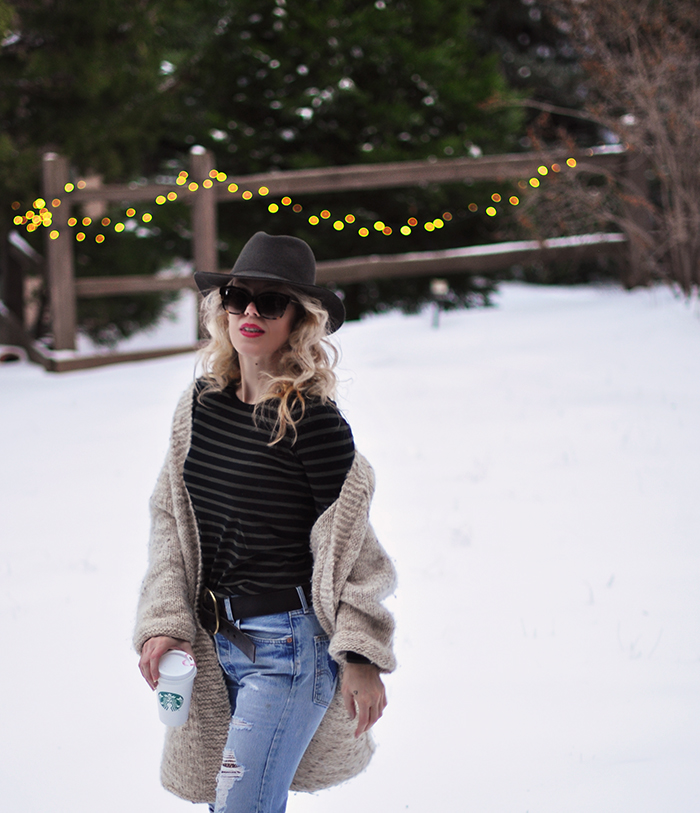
[12,146,587,248]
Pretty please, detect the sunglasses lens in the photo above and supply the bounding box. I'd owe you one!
[221,287,250,314]
[221,287,292,319]
[255,293,291,319]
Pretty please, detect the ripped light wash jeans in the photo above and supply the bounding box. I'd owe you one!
[209,606,338,813]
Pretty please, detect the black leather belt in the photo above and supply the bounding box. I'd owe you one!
[199,584,313,663]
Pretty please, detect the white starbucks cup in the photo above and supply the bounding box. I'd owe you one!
[156,649,197,727]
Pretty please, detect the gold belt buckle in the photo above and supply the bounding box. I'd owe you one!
[206,588,221,636]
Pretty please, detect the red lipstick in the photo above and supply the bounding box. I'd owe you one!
[240,322,265,337]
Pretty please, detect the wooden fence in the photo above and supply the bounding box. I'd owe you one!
[3,143,639,372]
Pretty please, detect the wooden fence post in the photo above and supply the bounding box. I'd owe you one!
[190,147,218,276]
[42,152,76,350]
[189,147,218,340]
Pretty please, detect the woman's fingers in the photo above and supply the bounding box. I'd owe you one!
[138,636,194,690]
[340,662,387,737]
[342,687,357,720]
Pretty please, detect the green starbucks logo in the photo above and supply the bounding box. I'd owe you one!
[158,691,184,711]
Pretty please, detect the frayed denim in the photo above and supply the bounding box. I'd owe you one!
[209,607,338,813]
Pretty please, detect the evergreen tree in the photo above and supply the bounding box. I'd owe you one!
[2,0,524,339]
[158,0,523,316]
[473,0,600,147]
[0,0,191,343]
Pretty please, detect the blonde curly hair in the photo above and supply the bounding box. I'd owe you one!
[196,284,340,444]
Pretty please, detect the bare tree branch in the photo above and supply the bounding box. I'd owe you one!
[535,0,700,292]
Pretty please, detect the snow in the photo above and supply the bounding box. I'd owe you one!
[2,282,699,812]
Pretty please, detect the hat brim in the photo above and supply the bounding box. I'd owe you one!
[194,271,345,334]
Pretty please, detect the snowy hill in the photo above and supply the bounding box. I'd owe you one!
[2,283,699,813]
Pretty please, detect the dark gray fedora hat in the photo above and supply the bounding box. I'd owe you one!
[194,231,345,333]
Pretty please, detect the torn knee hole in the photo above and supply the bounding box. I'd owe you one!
[219,749,245,781]
[231,716,253,731]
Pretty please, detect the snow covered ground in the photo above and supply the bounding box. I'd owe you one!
[2,282,699,813]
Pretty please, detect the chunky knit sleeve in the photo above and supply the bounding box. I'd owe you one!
[133,386,200,653]
[309,452,397,673]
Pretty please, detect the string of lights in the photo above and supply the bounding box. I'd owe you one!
[9,159,578,246]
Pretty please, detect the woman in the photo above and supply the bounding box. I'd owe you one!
[134,232,396,813]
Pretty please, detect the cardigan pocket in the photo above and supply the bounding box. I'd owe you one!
[313,633,338,707]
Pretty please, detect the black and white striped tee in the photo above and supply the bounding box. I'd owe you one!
[183,383,355,596]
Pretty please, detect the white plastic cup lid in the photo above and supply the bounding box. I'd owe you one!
[158,649,196,681]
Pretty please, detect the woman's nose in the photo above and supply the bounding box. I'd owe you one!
[244,299,260,317]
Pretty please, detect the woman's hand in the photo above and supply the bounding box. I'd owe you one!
[139,636,195,691]
[341,662,387,738]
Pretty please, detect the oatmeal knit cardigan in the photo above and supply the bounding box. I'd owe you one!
[133,384,397,804]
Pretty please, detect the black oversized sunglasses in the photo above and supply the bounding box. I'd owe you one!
[220,286,294,320]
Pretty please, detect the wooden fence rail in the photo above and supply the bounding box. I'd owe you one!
[1,143,636,372]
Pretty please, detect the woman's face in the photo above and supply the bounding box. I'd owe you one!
[225,279,298,366]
